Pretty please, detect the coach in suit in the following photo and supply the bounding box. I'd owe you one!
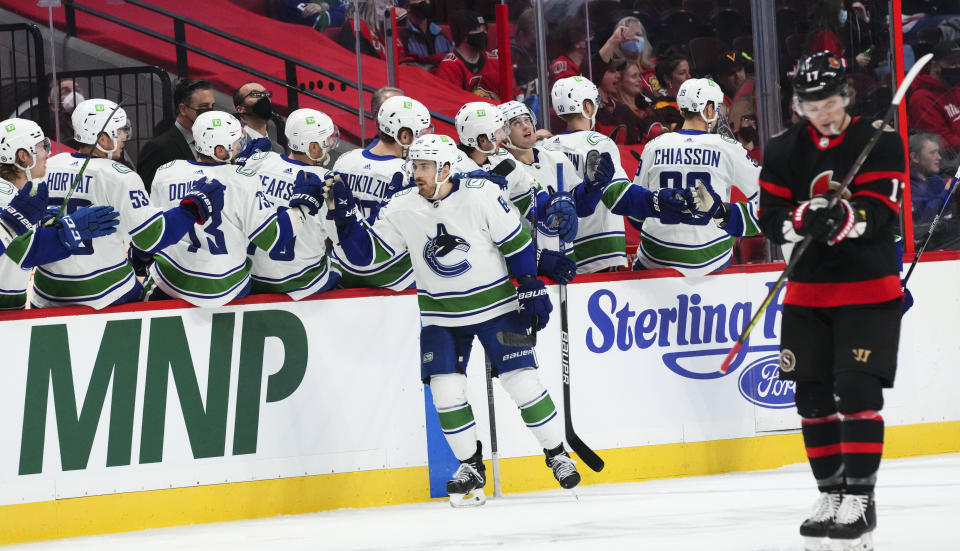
[137,79,215,191]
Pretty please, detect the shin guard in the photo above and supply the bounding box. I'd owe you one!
[430,373,478,460]
[841,410,884,493]
[499,368,562,450]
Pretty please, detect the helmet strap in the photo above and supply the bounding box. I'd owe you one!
[15,149,38,182]
[431,168,452,200]
[477,136,498,155]
[95,133,118,158]
[305,142,329,166]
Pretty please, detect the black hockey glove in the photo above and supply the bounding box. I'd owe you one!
[180,178,225,225]
[516,275,552,331]
[1,181,49,235]
[791,196,864,244]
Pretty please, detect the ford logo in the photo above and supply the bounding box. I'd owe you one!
[737,354,796,409]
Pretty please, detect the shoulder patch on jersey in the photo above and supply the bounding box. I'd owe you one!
[112,162,132,174]
[871,119,896,132]
[551,60,567,74]
[586,132,609,145]
[158,161,175,171]
[464,178,485,188]
[721,135,739,144]
[0,181,13,195]
[251,151,270,160]
[486,49,499,59]
[235,165,256,177]
[393,187,414,198]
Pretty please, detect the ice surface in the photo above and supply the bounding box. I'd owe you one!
[11,454,958,551]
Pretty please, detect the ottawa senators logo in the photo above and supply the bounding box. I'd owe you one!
[809,170,851,199]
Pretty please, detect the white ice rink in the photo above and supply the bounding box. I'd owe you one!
[9,454,958,551]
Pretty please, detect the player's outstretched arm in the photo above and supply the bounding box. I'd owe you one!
[17,206,120,268]
[320,171,375,266]
[571,151,615,217]
[688,181,761,237]
[0,181,49,239]
[130,178,227,254]
[600,179,695,224]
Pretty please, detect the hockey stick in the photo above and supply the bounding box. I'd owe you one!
[719,53,934,373]
[902,165,960,286]
[497,158,538,348]
[484,355,503,498]
[557,158,604,472]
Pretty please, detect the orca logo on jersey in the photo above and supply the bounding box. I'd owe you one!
[423,223,471,277]
[809,170,850,199]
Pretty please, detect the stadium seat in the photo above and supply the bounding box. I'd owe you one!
[731,34,753,58]
[784,33,806,63]
[712,9,745,45]
[688,36,726,75]
[661,10,699,47]
[682,0,717,22]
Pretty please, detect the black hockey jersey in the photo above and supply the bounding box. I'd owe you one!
[758,116,905,308]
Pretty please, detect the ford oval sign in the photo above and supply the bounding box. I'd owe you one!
[737,354,796,409]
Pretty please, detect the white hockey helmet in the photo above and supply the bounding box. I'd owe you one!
[192,111,246,163]
[407,134,459,196]
[285,108,339,165]
[677,78,727,129]
[499,100,537,150]
[551,76,601,124]
[455,101,507,154]
[71,98,132,155]
[0,118,50,180]
[377,95,433,145]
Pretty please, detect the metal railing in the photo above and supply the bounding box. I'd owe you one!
[0,23,50,137]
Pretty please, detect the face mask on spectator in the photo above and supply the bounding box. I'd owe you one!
[409,1,432,19]
[61,91,85,113]
[839,10,848,25]
[622,37,645,57]
[941,66,960,86]
[466,32,488,51]
[251,96,273,119]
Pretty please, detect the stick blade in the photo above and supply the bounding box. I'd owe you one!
[567,431,604,472]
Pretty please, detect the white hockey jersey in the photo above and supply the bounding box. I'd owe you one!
[541,130,629,272]
[632,130,761,276]
[506,147,581,255]
[356,178,532,327]
[36,153,172,309]
[148,159,285,307]
[243,152,340,300]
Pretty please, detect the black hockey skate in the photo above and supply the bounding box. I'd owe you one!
[799,491,842,551]
[827,493,875,550]
[447,441,486,508]
[545,445,581,489]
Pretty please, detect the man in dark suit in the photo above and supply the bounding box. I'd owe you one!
[137,79,215,191]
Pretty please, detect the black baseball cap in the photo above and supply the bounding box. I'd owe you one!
[933,39,960,61]
[716,50,749,75]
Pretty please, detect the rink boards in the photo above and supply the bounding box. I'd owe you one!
[1,257,959,544]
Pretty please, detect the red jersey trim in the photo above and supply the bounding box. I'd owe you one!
[760,179,794,199]
[785,275,904,307]
[852,189,899,212]
[854,171,903,184]
[804,117,861,150]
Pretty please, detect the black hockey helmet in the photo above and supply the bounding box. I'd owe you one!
[792,51,848,102]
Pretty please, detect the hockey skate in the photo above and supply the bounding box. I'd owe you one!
[447,442,486,508]
[799,491,842,551]
[827,493,875,550]
[545,445,581,489]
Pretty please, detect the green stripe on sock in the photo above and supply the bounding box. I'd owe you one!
[438,404,475,432]
[520,393,557,425]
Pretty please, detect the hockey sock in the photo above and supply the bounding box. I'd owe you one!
[430,373,478,460]
[499,368,562,450]
[801,413,844,492]
[841,410,884,493]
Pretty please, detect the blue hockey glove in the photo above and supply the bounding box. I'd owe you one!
[56,205,119,251]
[289,170,327,215]
[384,171,411,201]
[650,187,695,225]
[180,178,225,225]
[901,279,914,314]
[516,275,552,331]
[573,151,614,217]
[687,180,724,224]
[1,181,49,235]
[323,172,361,226]
[538,249,576,284]
[235,137,271,165]
[545,186,578,243]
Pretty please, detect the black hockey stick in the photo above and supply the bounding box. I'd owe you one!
[484,355,503,498]
[557,157,604,472]
[496,158,539,348]
[903,164,960,286]
[719,53,934,373]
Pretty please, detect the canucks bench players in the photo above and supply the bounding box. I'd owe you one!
[632,78,761,275]
[330,95,431,290]
[324,134,580,505]
[241,108,341,299]
[145,111,323,306]
[38,99,225,309]
[0,118,119,309]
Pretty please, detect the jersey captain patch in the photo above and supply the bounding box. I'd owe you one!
[423,223,471,277]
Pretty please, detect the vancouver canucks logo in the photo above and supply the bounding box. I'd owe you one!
[423,223,471,277]
[809,170,850,199]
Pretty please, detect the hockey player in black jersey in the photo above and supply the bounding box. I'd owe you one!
[757,52,905,551]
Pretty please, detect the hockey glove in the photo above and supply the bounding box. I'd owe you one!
[516,275,552,331]
[902,279,914,314]
[235,137,271,165]
[649,187,695,225]
[538,249,577,284]
[180,178,225,225]
[545,187,578,243]
[56,205,120,251]
[1,181,49,235]
[573,151,614,217]
[323,172,361,226]
[688,180,726,224]
[289,170,327,215]
[791,196,865,245]
[128,245,155,277]
[384,171,411,201]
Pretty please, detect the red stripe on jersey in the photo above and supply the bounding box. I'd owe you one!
[802,414,841,425]
[854,171,903,184]
[785,275,904,307]
[806,444,842,458]
[852,189,899,212]
[760,179,794,199]
[841,442,884,454]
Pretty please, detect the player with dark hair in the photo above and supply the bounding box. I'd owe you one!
[757,51,906,551]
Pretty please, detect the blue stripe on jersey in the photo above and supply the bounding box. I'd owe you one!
[422,295,517,319]
[246,211,280,241]
[369,226,398,257]
[250,257,328,283]
[340,249,407,273]
[493,225,523,246]
[128,210,163,235]
[417,276,510,298]
[575,252,626,268]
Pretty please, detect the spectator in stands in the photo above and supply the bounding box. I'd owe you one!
[8,78,83,148]
[137,79,214,190]
[807,0,846,62]
[594,57,633,144]
[400,0,454,70]
[650,51,690,131]
[277,0,346,31]
[233,82,285,153]
[907,39,960,153]
[729,95,762,163]
[715,50,748,105]
[613,62,661,145]
[511,8,538,97]
[595,17,656,84]
[371,86,404,118]
[337,0,398,59]
[909,132,950,226]
[548,17,588,88]
[434,10,506,101]
[806,0,880,71]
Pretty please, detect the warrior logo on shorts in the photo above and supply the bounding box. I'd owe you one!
[423,223,471,277]
[779,349,797,372]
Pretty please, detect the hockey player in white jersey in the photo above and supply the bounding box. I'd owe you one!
[38,99,226,309]
[329,95,430,290]
[241,108,340,299]
[145,110,326,307]
[0,118,119,309]
[324,134,580,505]
[631,78,761,276]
